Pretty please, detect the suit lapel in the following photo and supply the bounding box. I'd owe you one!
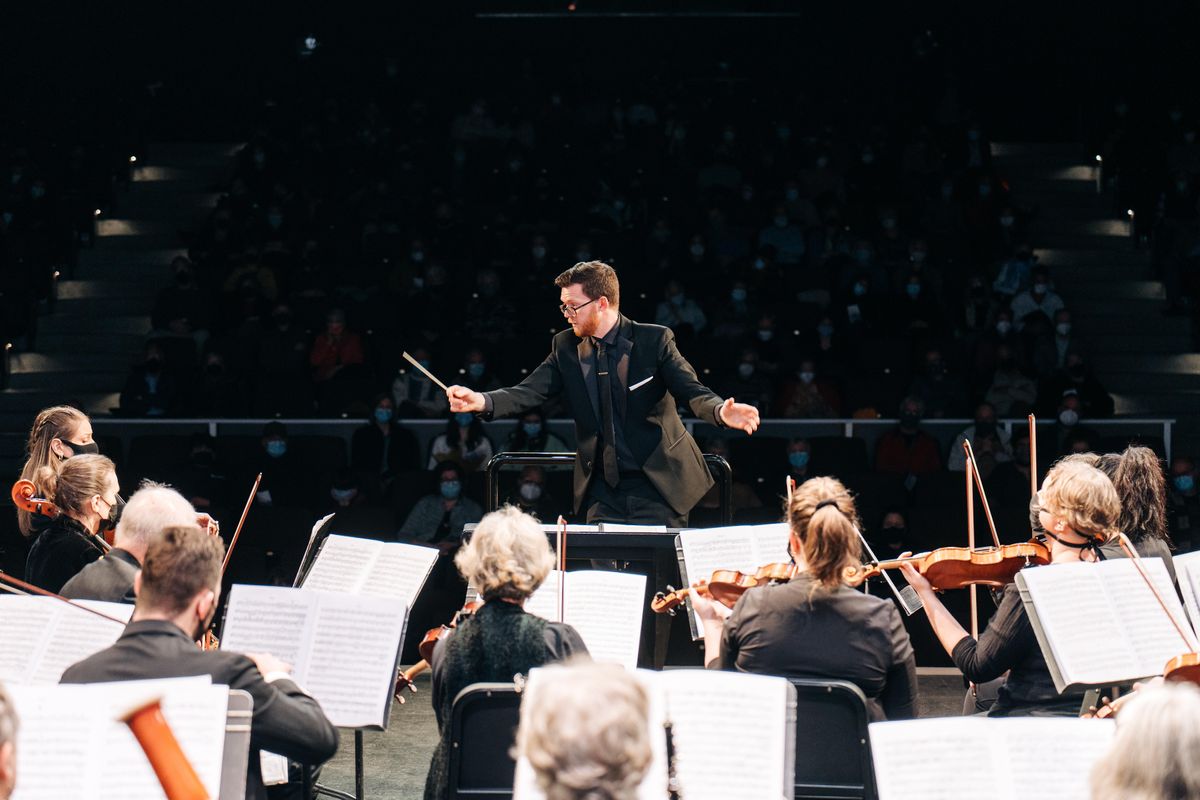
[615,316,633,418]
[576,336,601,424]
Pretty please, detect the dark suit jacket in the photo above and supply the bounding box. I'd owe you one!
[61,620,339,800]
[60,547,139,603]
[484,315,723,515]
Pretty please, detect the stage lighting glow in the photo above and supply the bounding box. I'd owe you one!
[93,209,101,216]
[129,156,137,163]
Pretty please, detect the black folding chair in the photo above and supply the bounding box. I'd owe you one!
[790,678,877,800]
[446,682,522,799]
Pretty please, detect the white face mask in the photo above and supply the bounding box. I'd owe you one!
[1059,409,1080,427]
[738,363,755,378]
[1056,323,1071,337]
[996,320,1012,335]
[519,482,543,502]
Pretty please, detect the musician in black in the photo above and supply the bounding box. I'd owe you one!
[903,460,1120,716]
[425,506,588,800]
[25,454,118,593]
[447,261,760,526]
[691,476,918,721]
[62,526,338,800]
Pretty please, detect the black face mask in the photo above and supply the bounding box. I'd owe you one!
[62,440,100,458]
[99,495,124,533]
[882,526,907,543]
[900,413,920,428]
[192,450,216,469]
[976,421,996,438]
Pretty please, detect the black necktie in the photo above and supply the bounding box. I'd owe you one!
[595,340,620,487]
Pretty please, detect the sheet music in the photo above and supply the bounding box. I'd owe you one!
[870,717,1113,800]
[1168,551,1200,629]
[9,677,227,800]
[301,534,439,604]
[1021,559,1197,689]
[220,584,406,728]
[514,667,790,800]
[0,596,128,684]
[303,592,408,728]
[678,523,791,632]
[600,522,669,533]
[523,571,644,668]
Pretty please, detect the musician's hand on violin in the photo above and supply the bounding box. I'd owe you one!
[195,513,219,537]
[897,552,933,596]
[719,398,760,435]
[689,583,731,627]
[447,385,485,413]
[394,672,418,704]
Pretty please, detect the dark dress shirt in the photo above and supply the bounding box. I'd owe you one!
[710,576,918,721]
[60,547,139,603]
[952,582,1083,716]
[61,619,339,800]
[25,514,104,593]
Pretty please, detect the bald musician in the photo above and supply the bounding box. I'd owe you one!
[447,261,760,526]
[0,684,13,800]
[61,526,337,800]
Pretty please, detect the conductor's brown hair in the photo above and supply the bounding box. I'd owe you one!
[554,261,620,308]
[138,526,225,615]
[786,476,862,593]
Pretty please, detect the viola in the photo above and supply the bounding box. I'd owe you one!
[849,541,1051,590]
[651,562,798,614]
[11,478,111,554]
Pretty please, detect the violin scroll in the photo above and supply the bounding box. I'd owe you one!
[11,478,60,519]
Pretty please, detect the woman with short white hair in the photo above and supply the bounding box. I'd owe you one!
[0,682,16,800]
[1090,682,1200,800]
[424,506,589,800]
[516,660,652,800]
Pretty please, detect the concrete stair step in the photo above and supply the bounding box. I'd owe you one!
[39,315,150,335]
[1035,232,1138,251]
[8,370,123,392]
[54,295,153,316]
[0,389,117,416]
[142,142,244,169]
[96,219,183,239]
[37,331,148,353]
[56,279,158,300]
[1098,353,1200,373]
[1063,296,1164,316]
[992,142,1083,158]
[1071,315,1190,337]
[11,351,132,375]
[1062,280,1165,301]
[1111,390,1200,416]
[78,248,187,268]
[114,192,221,216]
[1035,247,1150,268]
[1099,371,1200,392]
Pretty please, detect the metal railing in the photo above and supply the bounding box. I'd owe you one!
[482,451,733,524]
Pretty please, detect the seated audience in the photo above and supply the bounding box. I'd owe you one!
[947,403,1013,472]
[692,476,918,721]
[874,396,942,482]
[425,507,588,799]
[1167,455,1200,552]
[351,394,420,492]
[504,408,568,453]
[427,412,494,472]
[400,461,483,550]
[61,526,338,800]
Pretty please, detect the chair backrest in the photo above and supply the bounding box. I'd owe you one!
[790,678,876,800]
[447,682,522,799]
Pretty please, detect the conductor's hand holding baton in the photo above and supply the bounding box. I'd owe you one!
[447,386,486,413]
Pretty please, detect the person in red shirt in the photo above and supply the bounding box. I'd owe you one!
[309,308,364,382]
[874,396,942,482]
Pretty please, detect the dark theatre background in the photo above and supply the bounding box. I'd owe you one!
[1,0,1199,669]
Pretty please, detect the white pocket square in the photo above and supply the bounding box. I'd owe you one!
[629,376,654,391]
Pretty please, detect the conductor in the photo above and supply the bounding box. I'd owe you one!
[447,261,759,526]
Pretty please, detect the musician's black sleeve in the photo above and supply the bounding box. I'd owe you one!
[656,328,724,426]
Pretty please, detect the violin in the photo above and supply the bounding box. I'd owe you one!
[847,540,1051,590]
[11,478,111,554]
[394,600,483,702]
[651,562,798,614]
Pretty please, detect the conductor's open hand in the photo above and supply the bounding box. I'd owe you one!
[719,398,760,435]
[447,385,485,413]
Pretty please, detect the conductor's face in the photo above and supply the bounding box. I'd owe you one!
[560,284,602,338]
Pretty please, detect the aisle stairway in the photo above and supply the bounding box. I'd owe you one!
[0,143,239,471]
[993,142,1199,455]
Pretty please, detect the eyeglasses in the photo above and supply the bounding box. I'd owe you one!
[559,298,598,317]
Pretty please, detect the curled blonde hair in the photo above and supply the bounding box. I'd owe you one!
[454,505,555,601]
[1040,460,1120,542]
[36,454,116,517]
[1091,682,1200,800]
[786,476,862,592]
[515,660,651,800]
[17,405,89,536]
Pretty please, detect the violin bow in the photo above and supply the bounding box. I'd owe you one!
[0,569,128,625]
[962,440,1001,548]
[966,450,979,640]
[220,473,262,576]
[1028,414,1038,498]
[556,515,567,623]
[786,475,795,503]
[1115,533,1196,652]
